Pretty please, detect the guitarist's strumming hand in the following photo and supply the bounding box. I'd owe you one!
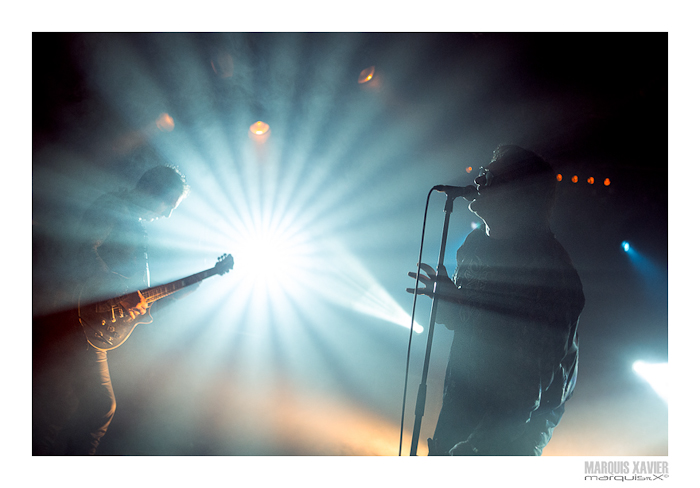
[119,290,149,319]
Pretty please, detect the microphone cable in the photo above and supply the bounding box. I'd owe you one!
[398,187,435,456]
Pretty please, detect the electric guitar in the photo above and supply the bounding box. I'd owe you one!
[78,254,234,351]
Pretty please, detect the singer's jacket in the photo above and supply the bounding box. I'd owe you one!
[430,226,584,455]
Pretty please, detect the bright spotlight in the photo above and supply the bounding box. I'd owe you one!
[621,241,631,252]
[233,223,314,294]
[229,221,421,333]
[633,361,668,402]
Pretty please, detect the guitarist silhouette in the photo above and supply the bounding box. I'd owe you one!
[33,165,230,455]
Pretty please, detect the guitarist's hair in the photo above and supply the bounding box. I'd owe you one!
[135,165,190,200]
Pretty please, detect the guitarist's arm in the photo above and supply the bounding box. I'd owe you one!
[80,201,149,319]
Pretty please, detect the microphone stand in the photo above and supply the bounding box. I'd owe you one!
[409,190,458,456]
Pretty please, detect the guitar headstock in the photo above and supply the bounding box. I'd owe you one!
[215,254,234,275]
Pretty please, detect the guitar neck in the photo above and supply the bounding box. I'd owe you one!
[140,266,218,304]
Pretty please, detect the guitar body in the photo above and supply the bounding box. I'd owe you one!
[77,254,233,351]
[78,296,154,351]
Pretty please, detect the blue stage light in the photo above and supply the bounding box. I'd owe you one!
[621,241,630,252]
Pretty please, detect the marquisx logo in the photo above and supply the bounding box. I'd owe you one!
[584,461,670,481]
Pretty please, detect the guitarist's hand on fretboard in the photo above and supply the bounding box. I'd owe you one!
[119,290,149,319]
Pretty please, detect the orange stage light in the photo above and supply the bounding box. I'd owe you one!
[587,177,595,184]
[571,175,579,183]
[249,121,271,146]
[358,66,375,84]
[250,121,270,136]
[556,174,563,181]
[156,113,175,132]
[604,178,611,186]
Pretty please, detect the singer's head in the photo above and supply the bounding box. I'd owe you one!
[469,145,556,237]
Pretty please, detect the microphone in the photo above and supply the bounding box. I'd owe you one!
[432,185,478,201]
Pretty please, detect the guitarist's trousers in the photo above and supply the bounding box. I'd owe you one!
[33,309,117,455]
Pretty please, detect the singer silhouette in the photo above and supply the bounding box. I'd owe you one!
[408,145,584,455]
